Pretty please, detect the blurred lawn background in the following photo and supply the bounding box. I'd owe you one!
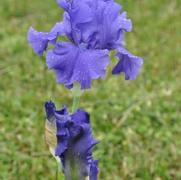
[0,0,181,179]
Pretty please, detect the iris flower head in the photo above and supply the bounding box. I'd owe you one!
[28,0,143,89]
[45,101,99,180]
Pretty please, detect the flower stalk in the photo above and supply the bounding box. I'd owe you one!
[64,158,86,180]
[72,84,83,113]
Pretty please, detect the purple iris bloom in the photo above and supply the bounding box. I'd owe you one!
[28,0,143,89]
[45,101,99,180]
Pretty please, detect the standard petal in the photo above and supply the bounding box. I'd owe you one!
[69,0,95,44]
[112,47,143,80]
[98,1,132,49]
[65,0,131,50]
[57,0,132,49]
[46,42,109,89]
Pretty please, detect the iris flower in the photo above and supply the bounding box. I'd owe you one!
[45,101,98,180]
[28,0,143,89]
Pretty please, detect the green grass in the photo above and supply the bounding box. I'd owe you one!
[0,0,181,179]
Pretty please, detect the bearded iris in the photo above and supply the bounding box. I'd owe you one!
[28,0,143,89]
[28,0,143,179]
[45,101,98,180]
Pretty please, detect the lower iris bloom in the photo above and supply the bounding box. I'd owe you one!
[45,101,99,180]
[28,0,143,89]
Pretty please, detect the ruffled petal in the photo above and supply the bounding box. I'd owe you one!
[46,42,109,89]
[60,0,132,50]
[27,14,70,56]
[46,42,79,85]
[119,12,132,32]
[98,1,132,49]
[57,0,94,23]
[112,47,143,80]
[97,0,123,49]
[27,27,49,56]
[58,0,95,44]
[70,0,93,24]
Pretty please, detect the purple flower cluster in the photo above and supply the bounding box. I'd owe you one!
[45,101,98,180]
[28,0,143,89]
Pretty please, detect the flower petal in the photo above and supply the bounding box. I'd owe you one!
[27,27,49,56]
[58,0,95,44]
[112,47,143,80]
[27,14,69,56]
[70,109,99,155]
[64,0,132,49]
[46,42,109,89]
[55,120,70,156]
[89,160,99,180]
[119,12,132,32]
[99,1,132,49]
[56,0,70,11]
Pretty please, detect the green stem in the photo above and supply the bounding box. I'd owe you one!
[72,95,80,113]
[71,84,83,113]
[64,159,86,180]
[56,162,59,180]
